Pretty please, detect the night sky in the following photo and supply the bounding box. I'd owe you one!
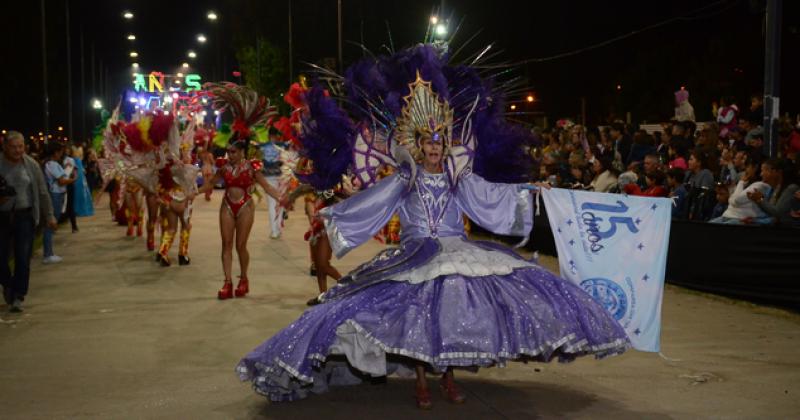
[1,0,798,141]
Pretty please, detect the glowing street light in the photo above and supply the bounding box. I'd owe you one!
[123,11,134,19]
[509,104,517,111]
[430,16,438,25]
[92,98,103,110]
[132,62,139,68]
[127,34,136,41]
[187,50,197,59]
[526,94,535,103]
[182,62,189,68]
[130,51,138,58]
[207,11,218,21]
[197,34,207,43]
[435,23,447,37]
[176,72,184,77]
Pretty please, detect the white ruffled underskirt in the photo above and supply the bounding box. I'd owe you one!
[390,236,536,284]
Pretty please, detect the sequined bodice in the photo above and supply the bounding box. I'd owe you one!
[398,170,464,239]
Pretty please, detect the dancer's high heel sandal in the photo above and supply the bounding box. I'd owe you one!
[440,375,466,404]
[415,385,433,410]
[234,276,249,297]
[218,280,234,300]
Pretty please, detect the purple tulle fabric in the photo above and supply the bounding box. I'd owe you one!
[237,264,630,402]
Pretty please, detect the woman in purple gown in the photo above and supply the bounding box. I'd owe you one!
[237,80,630,408]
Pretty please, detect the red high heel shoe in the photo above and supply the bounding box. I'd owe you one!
[218,280,234,300]
[415,385,432,410]
[440,375,466,404]
[234,276,249,297]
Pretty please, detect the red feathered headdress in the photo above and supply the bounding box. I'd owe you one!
[284,83,307,110]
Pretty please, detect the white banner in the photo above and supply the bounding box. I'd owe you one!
[540,188,671,352]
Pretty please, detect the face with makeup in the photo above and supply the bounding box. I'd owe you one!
[420,133,444,169]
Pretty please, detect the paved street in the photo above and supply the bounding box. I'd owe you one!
[1,193,798,419]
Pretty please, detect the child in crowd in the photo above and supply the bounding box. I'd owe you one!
[667,168,689,219]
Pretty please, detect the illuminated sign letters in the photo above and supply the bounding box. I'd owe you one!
[133,71,202,93]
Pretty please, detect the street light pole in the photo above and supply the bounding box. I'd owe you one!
[80,26,86,144]
[65,0,73,143]
[288,0,293,84]
[40,0,50,137]
[763,0,782,158]
[337,0,343,74]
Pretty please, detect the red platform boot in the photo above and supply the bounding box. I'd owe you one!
[218,280,234,300]
[235,276,249,297]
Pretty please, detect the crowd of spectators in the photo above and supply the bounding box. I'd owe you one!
[531,94,800,228]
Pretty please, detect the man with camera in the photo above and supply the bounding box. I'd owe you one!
[0,131,56,313]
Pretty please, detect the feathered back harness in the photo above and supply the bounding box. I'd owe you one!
[204,82,277,151]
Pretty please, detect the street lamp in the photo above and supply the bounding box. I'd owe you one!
[92,98,103,109]
[435,23,447,37]
[182,62,189,68]
[127,34,136,41]
[207,11,218,21]
[123,11,133,19]
[187,50,197,59]
[430,16,438,25]
[130,51,138,58]
[132,62,139,68]
[197,34,207,43]
[509,104,517,111]
[526,94,535,103]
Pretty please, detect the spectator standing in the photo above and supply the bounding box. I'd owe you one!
[42,142,76,264]
[84,148,101,191]
[69,145,94,218]
[0,132,56,312]
[674,89,696,122]
[609,123,631,168]
[717,96,739,139]
[61,145,79,232]
[260,129,285,239]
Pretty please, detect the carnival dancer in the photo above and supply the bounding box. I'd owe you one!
[276,82,348,304]
[200,83,283,300]
[144,191,159,251]
[237,45,630,408]
[153,120,200,267]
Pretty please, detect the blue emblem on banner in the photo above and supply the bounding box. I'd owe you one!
[580,278,628,320]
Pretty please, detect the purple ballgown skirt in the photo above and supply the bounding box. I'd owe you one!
[237,237,630,402]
